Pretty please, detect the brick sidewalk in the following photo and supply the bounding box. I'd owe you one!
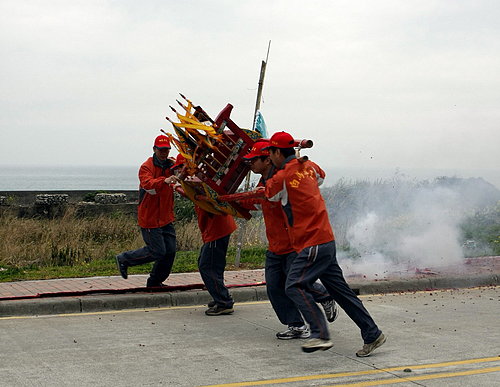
[1,256,498,301]
[0,270,265,300]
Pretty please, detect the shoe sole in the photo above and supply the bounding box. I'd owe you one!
[356,335,387,357]
[115,256,127,279]
[302,343,333,353]
[205,309,234,316]
[276,334,310,340]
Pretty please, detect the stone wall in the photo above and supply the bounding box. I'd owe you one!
[94,193,128,204]
[0,191,138,218]
[0,190,138,205]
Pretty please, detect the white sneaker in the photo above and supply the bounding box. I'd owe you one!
[321,300,339,323]
[276,325,311,340]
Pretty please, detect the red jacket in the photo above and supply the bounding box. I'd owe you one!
[137,156,175,228]
[254,170,294,255]
[195,206,237,243]
[238,169,294,255]
[261,195,295,255]
[265,157,334,252]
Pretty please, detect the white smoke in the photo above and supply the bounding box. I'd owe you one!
[326,178,499,278]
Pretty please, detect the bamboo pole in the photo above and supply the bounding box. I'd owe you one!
[234,41,271,267]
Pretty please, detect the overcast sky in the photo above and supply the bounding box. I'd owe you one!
[1,1,499,185]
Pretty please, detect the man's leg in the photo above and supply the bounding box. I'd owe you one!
[148,223,176,286]
[318,241,382,345]
[198,235,234,313]
[285,245,331,340]
[118,227,165,268]
[311,282,332,304]
[282,250,338,324]
[265,251,304,326]
[266,251,309,339]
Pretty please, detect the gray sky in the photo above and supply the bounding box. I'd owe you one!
[1,1,499,185]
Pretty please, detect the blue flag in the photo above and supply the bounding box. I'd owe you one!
[253,110,268,138]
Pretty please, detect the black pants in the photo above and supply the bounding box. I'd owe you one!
[119,223,176,285]
[266,250,332,327]
[198,235,234,308]
[286,241,381,342]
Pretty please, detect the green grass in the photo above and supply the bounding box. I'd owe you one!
[461,203,500,256]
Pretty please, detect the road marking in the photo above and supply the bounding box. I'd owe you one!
[202,356,500,387]
[327,366,500,386]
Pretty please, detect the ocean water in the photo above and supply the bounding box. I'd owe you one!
[0,165,498,191]
[0,165,139,191]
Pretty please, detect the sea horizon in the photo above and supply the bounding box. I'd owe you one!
[0,164,498,191]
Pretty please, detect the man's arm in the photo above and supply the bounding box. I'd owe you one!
[139,164,172,193]
[308,160,326,187]
[264,170,287,203]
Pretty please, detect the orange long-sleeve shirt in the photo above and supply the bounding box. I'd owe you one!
[265,157,334,252]
[137,156,175,228]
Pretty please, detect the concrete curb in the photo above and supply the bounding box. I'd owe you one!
[0,286,270,318]
[1,274,498,318]
[349,273,499,295]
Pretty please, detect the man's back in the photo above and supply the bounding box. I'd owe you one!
[265,158,334,252]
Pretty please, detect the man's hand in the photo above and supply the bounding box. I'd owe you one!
[254,186,265,195]
[164,176,178,185]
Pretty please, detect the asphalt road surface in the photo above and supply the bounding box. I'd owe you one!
[1,286,499,386]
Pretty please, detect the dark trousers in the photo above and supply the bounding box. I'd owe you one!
[119,223,176,285]
[286,241,381,342]
[198,235,234,308]
[266,250,332,327]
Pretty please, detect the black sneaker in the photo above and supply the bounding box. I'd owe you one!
[207,300,216,308]
[205,305,234,316]
[115,255,128,279]
[321,300,339,323]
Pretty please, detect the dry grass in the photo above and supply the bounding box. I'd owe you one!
[1,208,139,267]
[0,208,267,269]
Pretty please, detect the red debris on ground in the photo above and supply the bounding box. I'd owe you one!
[414,268,439,275]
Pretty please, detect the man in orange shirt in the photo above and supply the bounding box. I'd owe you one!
[243,140,338,339]
[264,131,386,356]
[116,135,178,288]
[171,154,237,316]
[195,206,237,316]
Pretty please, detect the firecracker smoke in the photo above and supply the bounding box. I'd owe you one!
[322,176,500,278]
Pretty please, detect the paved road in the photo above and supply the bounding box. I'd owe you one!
[1,286,499,386]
